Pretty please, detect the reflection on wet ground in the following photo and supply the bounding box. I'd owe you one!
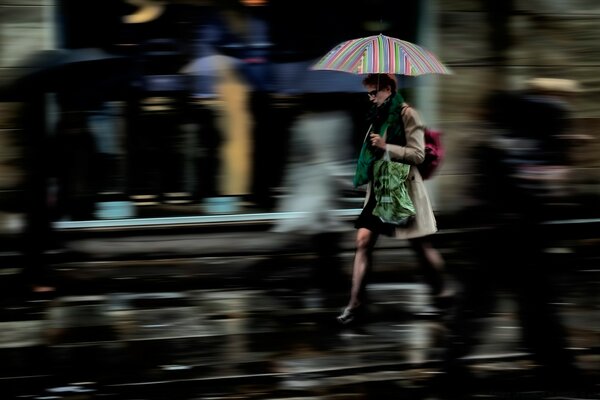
[1,270,598,399]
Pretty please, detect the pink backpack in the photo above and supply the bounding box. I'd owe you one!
[419,127,444,180]
[401,105,444,180]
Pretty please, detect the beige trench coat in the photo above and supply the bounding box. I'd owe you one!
[363,104,438,239]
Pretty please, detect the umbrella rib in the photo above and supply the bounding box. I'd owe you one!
[399,40,450,74]
[320,37,371,72]
[340,39,371,72]
[402,44,448,74]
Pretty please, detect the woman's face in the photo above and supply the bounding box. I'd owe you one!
[365,84,392,107]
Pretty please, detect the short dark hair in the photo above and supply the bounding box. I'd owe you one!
[362,73,397,93]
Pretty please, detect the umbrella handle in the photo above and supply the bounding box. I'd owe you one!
[362,124,373,144]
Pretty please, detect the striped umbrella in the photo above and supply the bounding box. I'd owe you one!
[311,34,451,76]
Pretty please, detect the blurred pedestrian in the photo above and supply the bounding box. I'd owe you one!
[19,93,58,294]
[434,82,591,397]
[186,6,227,203]
[19,91,100,294]
[267,93,354,307]
[226,0,280,211]
[337,73,452,325]
[119,0,193,205]
[52,92,104,221]
[186,0,278,210]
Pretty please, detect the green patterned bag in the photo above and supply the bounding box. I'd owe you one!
[372,153,415,226]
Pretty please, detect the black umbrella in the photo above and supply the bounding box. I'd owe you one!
[272,60,422,94]
[0,47,131,102]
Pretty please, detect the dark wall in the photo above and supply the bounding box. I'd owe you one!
[58,0,419,60]
[269,0,419,62]
[57,0,127,50]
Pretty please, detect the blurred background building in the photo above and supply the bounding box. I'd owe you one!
[0,3,597,398]
[0,0,598,232]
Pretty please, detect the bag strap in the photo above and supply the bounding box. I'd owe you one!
[381,127,392,161]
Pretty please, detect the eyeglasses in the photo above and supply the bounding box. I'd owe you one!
[367,89,379,97]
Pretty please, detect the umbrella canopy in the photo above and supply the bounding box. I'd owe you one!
[270,60,420,94]
[180,54,243,98]
[272,60,364,94]
[0,48,131,101]
[180,54,242,76]
[311,34,451,76]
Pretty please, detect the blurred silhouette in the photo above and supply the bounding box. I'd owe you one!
[337,74,452,325]
[119,0,194,206]
[51,104,100,221]
[434,82,590,397]
[263,93,354,307]
[5,48,130,293]
[18,93,59,293]
[184,6,238,206]
[87,100,129,207]
[228,0,280,211]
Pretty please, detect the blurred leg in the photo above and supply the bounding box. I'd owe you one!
[409,237,450,301]
[347,228,378,309]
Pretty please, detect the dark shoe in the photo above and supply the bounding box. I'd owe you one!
[431,290,457,319]
[433,292,455,310]
[336,307,355,324]
[337,305,363,325]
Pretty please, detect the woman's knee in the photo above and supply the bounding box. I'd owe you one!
[355,229,374,250]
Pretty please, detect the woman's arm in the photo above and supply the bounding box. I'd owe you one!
[386,106,425,165]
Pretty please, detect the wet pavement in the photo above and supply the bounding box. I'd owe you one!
[1,280,598,399]
[0,221,599,399]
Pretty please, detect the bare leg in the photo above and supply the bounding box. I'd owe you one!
[409,237,450,298]
[346,227,378,309]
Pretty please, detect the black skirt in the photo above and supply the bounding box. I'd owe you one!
[354,191,396,237]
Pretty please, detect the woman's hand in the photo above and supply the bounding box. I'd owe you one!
[370,133,386,149]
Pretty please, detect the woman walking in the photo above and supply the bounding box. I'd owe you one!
[337,73,451,324]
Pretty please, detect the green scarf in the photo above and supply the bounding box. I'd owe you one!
[353,92,406,187]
